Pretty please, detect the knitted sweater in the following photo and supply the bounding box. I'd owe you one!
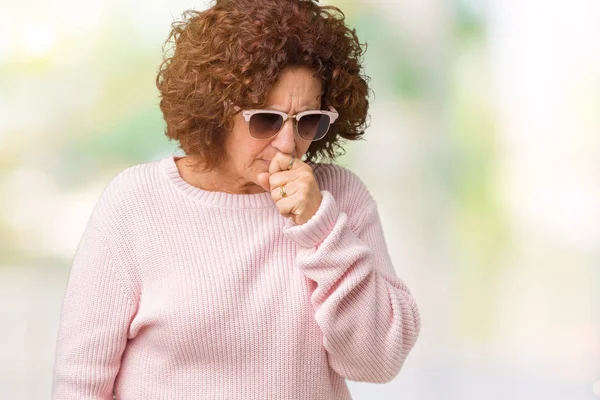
[52,154,421,400]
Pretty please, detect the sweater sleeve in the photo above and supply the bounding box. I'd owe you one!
[282,189,421,383]
[52,216,137,399]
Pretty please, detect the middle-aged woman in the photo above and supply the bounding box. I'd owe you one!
[52,0,421,399]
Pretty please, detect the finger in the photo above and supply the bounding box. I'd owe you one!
[269,151,299,174]
[270,181,297,202]
[257,172,271,192]
[274,195,301,216]
[268,170,298,190]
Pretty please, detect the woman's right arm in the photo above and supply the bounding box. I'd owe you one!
[52,216,137,400]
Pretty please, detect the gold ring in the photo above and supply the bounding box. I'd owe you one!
[280,185,287,198]
[287,156,295,171]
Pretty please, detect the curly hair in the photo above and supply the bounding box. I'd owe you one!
[156,0,371,171]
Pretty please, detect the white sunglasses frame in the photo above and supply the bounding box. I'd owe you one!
[240,106,339,141]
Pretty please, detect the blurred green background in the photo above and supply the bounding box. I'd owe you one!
[1,0,599,398]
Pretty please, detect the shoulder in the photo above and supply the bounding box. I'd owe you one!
[89,160,160,228]
[107,160,158,194]
[307,161,375,215]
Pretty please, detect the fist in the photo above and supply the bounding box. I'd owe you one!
[257,151,322,225]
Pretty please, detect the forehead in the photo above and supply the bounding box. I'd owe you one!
[265,67,322,108]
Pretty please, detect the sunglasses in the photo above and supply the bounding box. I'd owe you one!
[241,107,339,141]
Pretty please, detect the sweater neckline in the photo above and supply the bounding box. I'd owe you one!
[158,155,276,209]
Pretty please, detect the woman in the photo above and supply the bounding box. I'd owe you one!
[52,0,421,399]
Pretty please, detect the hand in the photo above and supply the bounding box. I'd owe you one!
[257,151,322,225]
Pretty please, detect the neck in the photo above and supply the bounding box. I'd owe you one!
[176,157,266,195]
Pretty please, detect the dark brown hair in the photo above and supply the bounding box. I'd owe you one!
[156,0,371,171]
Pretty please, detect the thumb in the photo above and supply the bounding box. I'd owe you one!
[257,172,271,192]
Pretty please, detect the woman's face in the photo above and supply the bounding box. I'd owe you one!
[220,65,323,193]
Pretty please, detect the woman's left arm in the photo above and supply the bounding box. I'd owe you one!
[283,189,421,384]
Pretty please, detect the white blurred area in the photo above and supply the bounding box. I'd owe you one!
[489,0,599,385]
[0,0,598,399]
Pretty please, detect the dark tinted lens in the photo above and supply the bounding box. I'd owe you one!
[249,113,284,139]
[298,114,331,140]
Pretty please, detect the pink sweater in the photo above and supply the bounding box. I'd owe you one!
[52,155,420,400]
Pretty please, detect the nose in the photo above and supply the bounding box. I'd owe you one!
[270,117,297,154]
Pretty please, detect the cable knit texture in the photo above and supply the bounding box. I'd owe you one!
[52,155,421,400]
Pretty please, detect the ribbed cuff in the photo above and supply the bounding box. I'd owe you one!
[283,190,339,248]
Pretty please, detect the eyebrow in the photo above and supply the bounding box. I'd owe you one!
[264,92,323,113]
[265,105,320,113]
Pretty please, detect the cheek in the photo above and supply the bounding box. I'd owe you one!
[298,141,312,157]
[227,119,265,163]
[243,140,270,163]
